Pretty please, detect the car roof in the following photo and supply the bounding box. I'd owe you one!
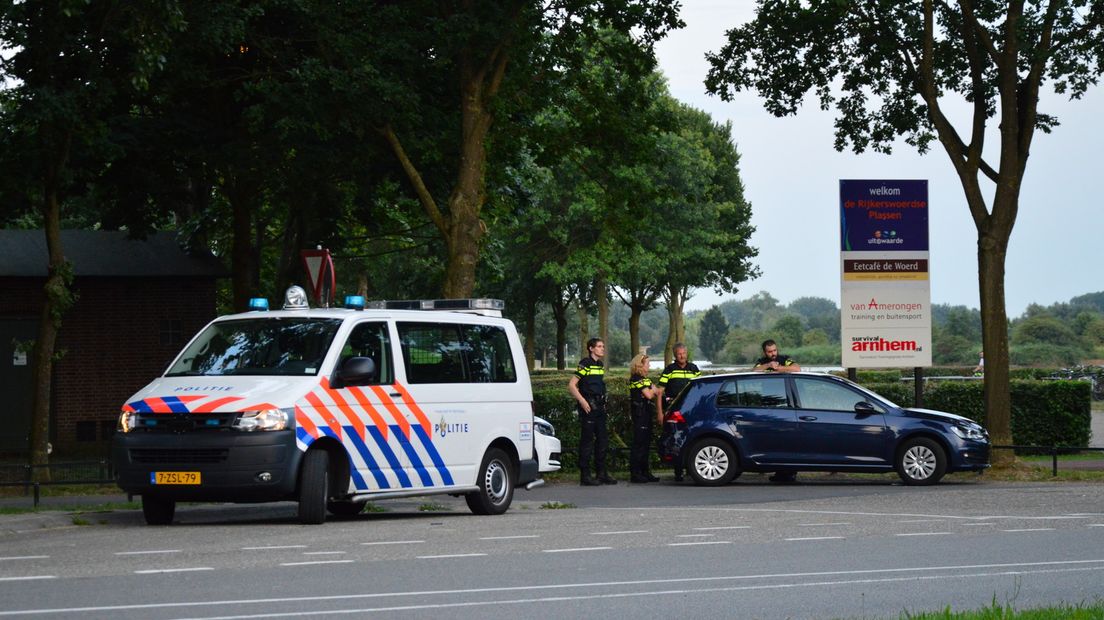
[694,371,846,382]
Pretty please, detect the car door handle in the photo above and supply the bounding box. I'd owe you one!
[799,415,818,421]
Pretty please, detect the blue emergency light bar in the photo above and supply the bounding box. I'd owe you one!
[344,295,366,310]
[248,298,270,311]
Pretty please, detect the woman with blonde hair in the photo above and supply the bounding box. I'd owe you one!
[627,352,659,483]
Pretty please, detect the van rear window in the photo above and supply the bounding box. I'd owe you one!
[397,322,517,384]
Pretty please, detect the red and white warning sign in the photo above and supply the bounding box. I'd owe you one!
[300,248,335,306]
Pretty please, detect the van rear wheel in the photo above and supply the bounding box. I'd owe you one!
[465,448,514,515]
[298,449,329,524]
[142,495,176,525]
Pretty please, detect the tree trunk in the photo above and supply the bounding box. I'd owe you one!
[29,170,73,475]
[596,273,609,363]
[576,302,589,359]
[629,305,642,359]
[227,178,255,312]
[524,295,536,371]
[979,227,1013,466]
[552,297,568,370]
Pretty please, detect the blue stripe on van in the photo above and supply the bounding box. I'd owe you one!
[295,427,313,445]
[160,397,192,413]
[367,427,412,488]
[412,425,454,486]
[340,427,372,491]
[393,425,434,487]
[348,428,390,489]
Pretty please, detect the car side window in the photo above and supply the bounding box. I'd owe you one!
[794,378,880,412]
[339,322,393,385]
[733,377,790,408]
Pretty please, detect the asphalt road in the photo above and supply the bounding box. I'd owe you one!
[2,475,1103,619]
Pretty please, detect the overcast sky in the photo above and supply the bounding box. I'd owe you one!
[656,1,1102,317]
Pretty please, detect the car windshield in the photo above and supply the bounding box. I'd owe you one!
[165,318,342,377]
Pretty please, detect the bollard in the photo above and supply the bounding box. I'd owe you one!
[33,482,40,508]
[1052,446,1058,477]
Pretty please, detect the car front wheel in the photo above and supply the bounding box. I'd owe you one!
[687,438,739,486]
[896,437,947,486]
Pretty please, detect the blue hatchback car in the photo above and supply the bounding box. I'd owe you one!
[658,372,990,486]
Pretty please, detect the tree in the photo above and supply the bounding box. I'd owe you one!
[771,315,805,350]
[698,306,729,361]
[705,0,1104,465]
[1,1,181,468]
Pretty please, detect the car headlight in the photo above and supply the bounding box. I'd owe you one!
[118,410,138,433]
[951,424,988,441]
[534,419,555,437]
[233,409,289,431]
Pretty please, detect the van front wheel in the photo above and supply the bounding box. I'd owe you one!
[142,495,175,525]
[465,448,514,515]
[298,449,329,524]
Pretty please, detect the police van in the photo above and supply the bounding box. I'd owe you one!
[112,287,558,525]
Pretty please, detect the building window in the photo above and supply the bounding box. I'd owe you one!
[160,319,183,346]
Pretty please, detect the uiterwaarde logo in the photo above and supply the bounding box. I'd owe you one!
[435,417,470,438]
[851,338,920,352]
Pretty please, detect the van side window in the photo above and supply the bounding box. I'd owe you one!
[397,322,517,384]
[339,322,393,385]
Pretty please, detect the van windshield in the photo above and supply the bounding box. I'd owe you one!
[165,318,342,377]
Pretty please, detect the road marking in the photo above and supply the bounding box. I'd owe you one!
[1088,524,1104,527]
[896,532,953,537]
[598,506,1090,521]
[6,560,1104,617]
[676,534,713,538]
[1000,528,1056,533]
[241,545,308,550]
[115,550,181,556]
[0,556,49,561]
[898,519,945,523]
[0,576,55,582]
[479,535,540,540]
[797,523,850,527]
[416,554,487,560]
[591,530,648,535]
[360,540,424,546]
[542,547,612,553]
[134,567,213,574]
[693,526,750,530]
[785,536,845,541]
[279,560,356,567]
[963,523,996,526]
[302,551,346,556]
[668,541,732,547]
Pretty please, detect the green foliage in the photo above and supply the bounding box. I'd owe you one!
[783,344,840,365]
[697,306,728,361]
[1009,343,1083,366]
[1012,315,1079,346]
[801,329,830,347]
[771,315,804,350]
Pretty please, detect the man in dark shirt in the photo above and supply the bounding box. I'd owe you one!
[567,338,617,486]
[656,343,701,482]
[754,339,802,373]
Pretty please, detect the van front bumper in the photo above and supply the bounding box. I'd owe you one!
[112,431,301,502]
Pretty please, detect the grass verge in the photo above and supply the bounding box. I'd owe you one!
[892,600,1104,619]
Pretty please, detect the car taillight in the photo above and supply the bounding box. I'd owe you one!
[665,411,685,424]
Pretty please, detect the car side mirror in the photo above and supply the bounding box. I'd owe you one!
[854,401,877,415]
[335,356,377,387]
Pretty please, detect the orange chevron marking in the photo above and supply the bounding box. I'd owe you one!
[192,396,244,413]
[346,386,393,440]
[304,391,342,440]
[294,405,320,439]
[369,385,412,438]
[323,386,366,441]
[391,383,431,437]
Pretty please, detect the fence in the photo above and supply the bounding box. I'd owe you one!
[0,461,116,507]
[990,444,1104,477]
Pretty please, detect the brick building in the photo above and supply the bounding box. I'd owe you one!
[0,230,226,456]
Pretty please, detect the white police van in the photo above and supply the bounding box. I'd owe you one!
[112,287,557,525]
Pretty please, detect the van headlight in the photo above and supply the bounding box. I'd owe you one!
[233,409,290,431]
[118,410,138,433]
[951,423,987,441]
[534,419,555,437]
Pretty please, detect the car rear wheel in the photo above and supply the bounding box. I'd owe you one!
[687,438,739,486]
[142,495,175,525]
[465,448,514,515]
[298,449,329,524]
[896,437,947,486]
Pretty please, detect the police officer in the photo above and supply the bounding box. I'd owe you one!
[567,338,617,486]
[753,339,802,373]
[655,343,701,482]
[628,353,659,483]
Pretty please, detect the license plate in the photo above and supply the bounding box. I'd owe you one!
[151,471,201,485]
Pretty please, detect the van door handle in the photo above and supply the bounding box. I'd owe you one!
[799,415,818,421]
[389,392,401,398]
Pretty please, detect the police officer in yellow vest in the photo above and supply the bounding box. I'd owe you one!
[656,343,701,482]
[567,338,617,486]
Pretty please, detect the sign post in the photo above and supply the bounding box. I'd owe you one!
[839,180,932,368]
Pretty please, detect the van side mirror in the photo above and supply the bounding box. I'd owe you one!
[335,356,377,387]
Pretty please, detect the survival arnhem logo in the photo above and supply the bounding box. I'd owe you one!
[850,337,922,352]
[435,416,470,438]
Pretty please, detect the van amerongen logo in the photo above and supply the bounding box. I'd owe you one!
[436,416,470,438]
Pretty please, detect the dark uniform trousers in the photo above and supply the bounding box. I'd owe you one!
[578,397,609,478]
[629,399,652,476]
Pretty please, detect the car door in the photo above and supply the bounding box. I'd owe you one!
[716,375,800,465]
[791,376,890,466]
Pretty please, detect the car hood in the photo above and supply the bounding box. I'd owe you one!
[122,376,319,413]
[902,407,979,426]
